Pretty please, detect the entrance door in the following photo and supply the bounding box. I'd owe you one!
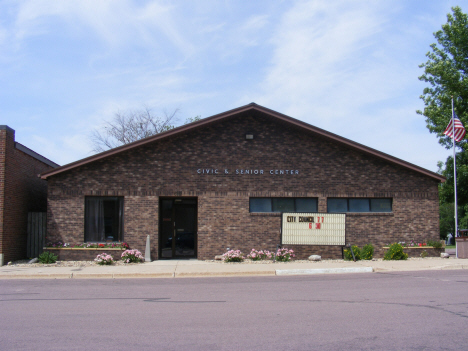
[159,198,197,259]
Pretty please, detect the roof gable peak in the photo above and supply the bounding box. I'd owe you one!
[40,103,445,182]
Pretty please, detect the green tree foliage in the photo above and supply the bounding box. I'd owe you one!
[439,202,456,240]
[418,7,468,236]
[417,6,468,150]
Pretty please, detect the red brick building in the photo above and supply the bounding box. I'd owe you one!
[0,126,58,265]
[41,104,444,260]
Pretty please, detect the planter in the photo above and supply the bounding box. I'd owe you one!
[382,246,444,258]
[456,237,468,259]
[43,247,125,261]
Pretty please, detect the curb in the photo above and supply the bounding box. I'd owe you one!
[175,271,275,278]
[0,273,72,279]
[275,267,374,275]
[2,262,468,279]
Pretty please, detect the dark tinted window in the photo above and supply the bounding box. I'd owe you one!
[349,199,370,212]
[250,198,272,212]
[295,198,318,213]
[370,198,392,212]
[85,197,123,242]
[328,198,392,213]
[327,198,348,213]
[250,198,318,213]
[272,198,295,212]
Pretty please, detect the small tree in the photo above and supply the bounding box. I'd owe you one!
[91,107,182,153]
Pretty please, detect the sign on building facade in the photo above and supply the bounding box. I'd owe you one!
[282,213,346,246]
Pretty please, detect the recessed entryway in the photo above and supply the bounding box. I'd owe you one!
[159,198,197,259]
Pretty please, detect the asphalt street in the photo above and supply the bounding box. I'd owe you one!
[1,270,467,350]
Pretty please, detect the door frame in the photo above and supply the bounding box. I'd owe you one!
[158,197,198,259]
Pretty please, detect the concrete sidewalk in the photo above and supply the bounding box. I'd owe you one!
[1,257,468,279]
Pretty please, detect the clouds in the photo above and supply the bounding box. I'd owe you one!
[246,0,453,169]
[254,1,395,119]
[12,0,190,52]
[0,0,459,170]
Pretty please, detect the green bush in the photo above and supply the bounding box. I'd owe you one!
[420,250,428,258]
[383,243,408,260]
[344,245,361,261]
[427,240,443,249]
[361,244,374,260]
[38,251,58,264]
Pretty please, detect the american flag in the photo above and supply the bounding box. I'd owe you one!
[444,112,466,142]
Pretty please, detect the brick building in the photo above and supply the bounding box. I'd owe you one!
[0,126,58,265]
[41,104,444,260]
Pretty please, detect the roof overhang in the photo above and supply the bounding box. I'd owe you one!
[40,103,446,182]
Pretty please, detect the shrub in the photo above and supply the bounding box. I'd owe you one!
[420,250,428,258]
[95,253,114,265]
[427,240,443,249]
[383,243,408,260]
[344,245,361,261]
[275,248,295,262]
[361,244,374,260]
[247,249,273,261]
[38,251,58,264]
[222,250,245,262]
[121,249,144,263]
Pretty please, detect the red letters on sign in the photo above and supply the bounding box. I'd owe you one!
[309,220,323,229]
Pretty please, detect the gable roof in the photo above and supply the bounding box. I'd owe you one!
[16,142,60,168]
[40,103,445,182]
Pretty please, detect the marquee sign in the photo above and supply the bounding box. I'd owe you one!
[281,213,346,246]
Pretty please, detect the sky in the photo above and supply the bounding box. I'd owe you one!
[0,0,463,171]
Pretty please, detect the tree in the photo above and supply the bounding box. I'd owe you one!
[418,7,468,235]
[91,108,201,153]
[439,202,456,240]
[417,6,468,151]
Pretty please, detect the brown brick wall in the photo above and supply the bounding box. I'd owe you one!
[0,129,6,262]
[0,127,55,263]
[124,196,159,259]
[46,111,440,260]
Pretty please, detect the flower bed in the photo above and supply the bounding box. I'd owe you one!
[42,247,127,261]
[46,241,129,249]
[43,242,130,261]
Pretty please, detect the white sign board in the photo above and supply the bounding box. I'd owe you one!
[282,213,346,246]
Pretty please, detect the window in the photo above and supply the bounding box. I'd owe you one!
[85,197,124,242]
[272,198,295,212]
[250,198,318,213]
[370,198,392,212]
[327,198,392,213]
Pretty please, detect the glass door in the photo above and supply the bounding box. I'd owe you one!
[159,198,197,259]
[174,205,196,257]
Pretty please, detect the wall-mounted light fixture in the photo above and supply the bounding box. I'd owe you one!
[245,134,254,140]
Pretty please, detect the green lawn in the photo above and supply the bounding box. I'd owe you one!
[445,245,456,249]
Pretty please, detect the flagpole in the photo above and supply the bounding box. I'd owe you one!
[452,96,459,258]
